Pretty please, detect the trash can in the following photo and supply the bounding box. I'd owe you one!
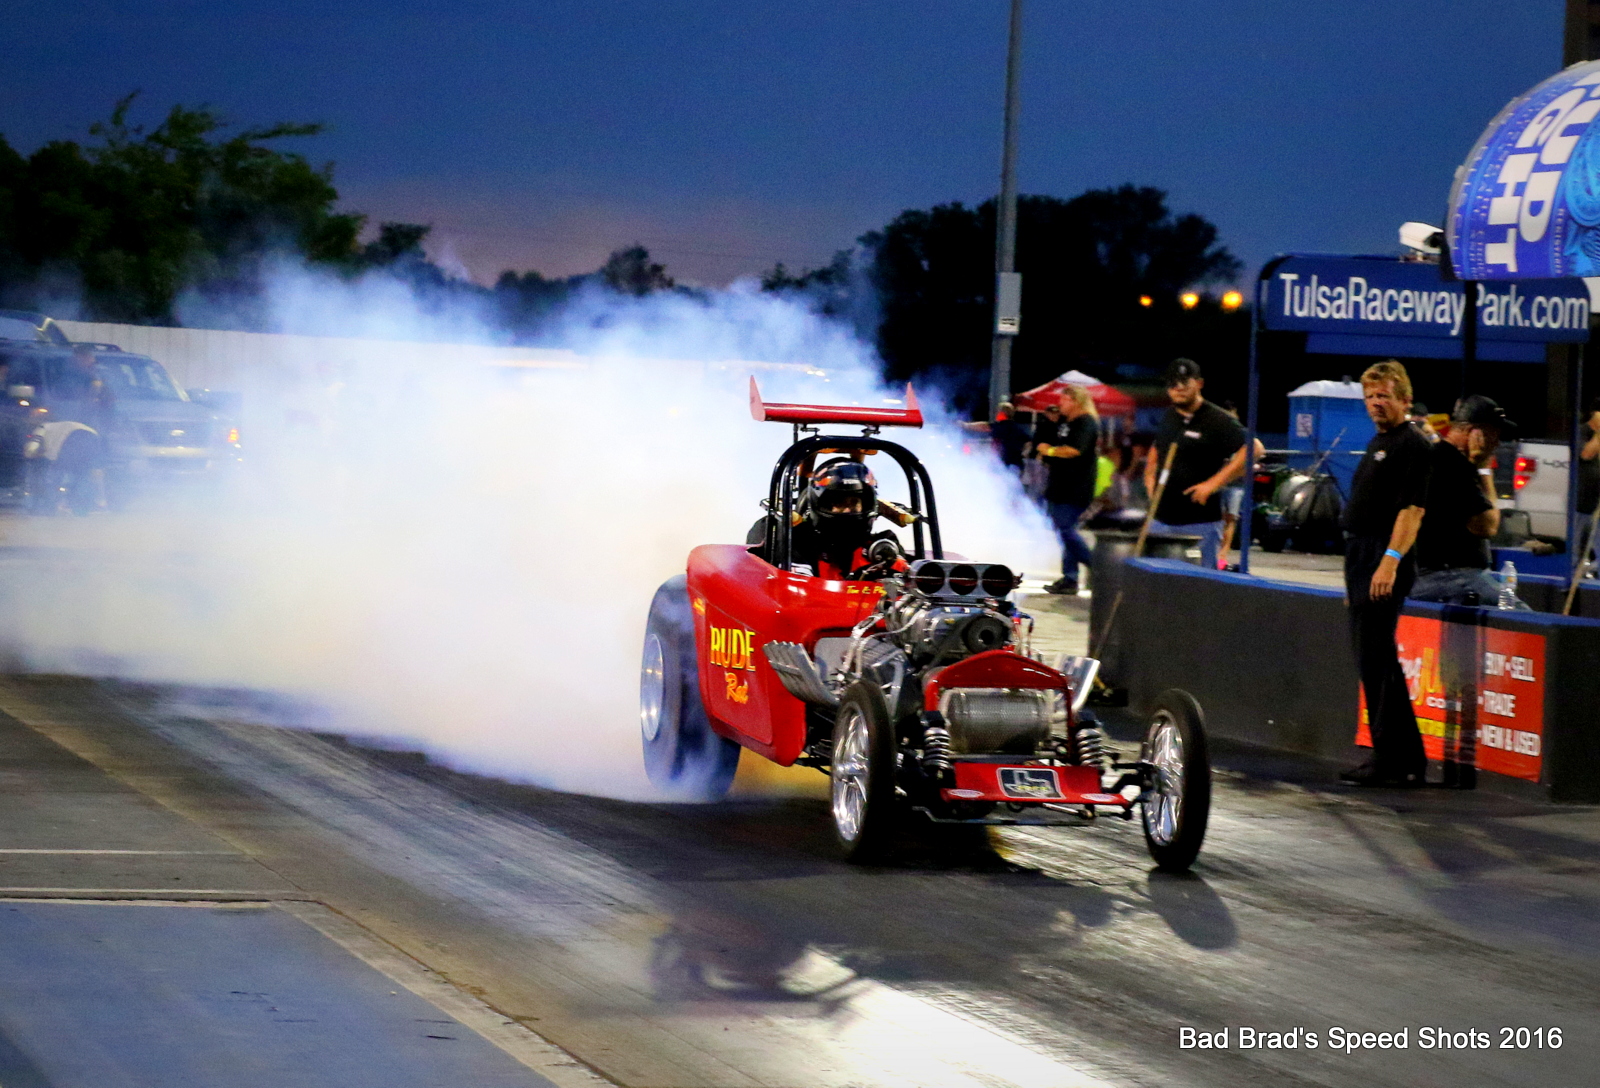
[1089,530,1200,686]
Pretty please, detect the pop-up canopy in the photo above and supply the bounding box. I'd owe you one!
[1013,370,1137,420]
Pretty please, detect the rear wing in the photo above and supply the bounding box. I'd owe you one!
[749,377,923,429]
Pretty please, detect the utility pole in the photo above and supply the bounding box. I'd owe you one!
[988,0,1023,420]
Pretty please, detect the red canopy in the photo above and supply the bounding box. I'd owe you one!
[1013,370,1137,420]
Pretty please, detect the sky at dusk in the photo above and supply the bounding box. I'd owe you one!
[1,1,1569,287]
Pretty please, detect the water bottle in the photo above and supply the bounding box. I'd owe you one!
[1497,560,1518,610]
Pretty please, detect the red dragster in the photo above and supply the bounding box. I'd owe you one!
[639,381,1210,867]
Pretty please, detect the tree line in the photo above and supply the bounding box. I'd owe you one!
[0,98,1248,413]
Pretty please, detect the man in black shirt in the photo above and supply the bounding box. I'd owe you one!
[1339,360,1432,787]
[1036,387,1099,594]
[1143,359,1248,569]
[990,401,1029,472]
[1412,396,1527,608]
[1577,398,1600,573]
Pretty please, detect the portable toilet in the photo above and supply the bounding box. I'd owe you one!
[1286,379,1374,497]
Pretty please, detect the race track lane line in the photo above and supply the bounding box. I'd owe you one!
[0,849,238,854]
[0,888,315,899]
[277,901,615,1088]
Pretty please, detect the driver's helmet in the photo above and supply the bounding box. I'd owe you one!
[806,460,876,544]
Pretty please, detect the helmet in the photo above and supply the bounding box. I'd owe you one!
[806,460,876,553]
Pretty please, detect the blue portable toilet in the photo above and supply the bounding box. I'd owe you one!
[1286,379,1374,497]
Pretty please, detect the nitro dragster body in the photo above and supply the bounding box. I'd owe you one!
[640,381,1210,867]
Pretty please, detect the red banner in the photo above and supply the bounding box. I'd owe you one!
[1357,615,1545,782]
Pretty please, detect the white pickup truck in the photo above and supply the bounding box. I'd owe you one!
[1501,440,1572,540]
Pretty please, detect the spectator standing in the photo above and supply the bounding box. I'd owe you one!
[1408,402,1439,443]
[1412,396,1527,608]
[1214,401,1263,569]
[1143,359,1248,570]
[1339,360,1432,788]
[1036,386,1099,594]
[1577,398,1600,573]
[990,401,1029,473]
[1020,402,1060,501]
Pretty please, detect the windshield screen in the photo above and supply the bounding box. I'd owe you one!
[0,318,41,342]
[94,357,185,401]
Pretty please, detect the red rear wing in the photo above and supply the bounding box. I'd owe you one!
[749,377,923,429]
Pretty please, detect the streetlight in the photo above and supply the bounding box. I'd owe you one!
[1138,294,1153,308]
[1180,292,1200,310]
[1220,290,1243,311]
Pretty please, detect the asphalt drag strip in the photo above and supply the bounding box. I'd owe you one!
[2,674,1600,1087]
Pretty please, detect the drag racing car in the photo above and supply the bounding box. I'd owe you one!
[639,381,1210,869]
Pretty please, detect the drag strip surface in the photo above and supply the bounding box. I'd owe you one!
[3,675,1598,1088]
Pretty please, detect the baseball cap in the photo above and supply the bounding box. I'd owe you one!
[1409,402,1430,417]
[1164,358,1202,386]
[1453,395,1518,440]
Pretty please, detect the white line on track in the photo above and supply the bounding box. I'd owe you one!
[279,901,616,1088]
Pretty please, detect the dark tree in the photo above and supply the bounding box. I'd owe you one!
[600,245,674,296]
[859,185,1245,412]
[0,94,363,321]
[760,248,857,319]
[493,268,579,334]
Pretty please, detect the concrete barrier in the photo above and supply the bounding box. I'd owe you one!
[1093,557,1600,802]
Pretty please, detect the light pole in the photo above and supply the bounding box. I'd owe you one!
[988,0,1023,420]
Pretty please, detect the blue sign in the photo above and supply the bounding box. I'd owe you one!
[1259,256,1589,346]
[1449,60,1600,279]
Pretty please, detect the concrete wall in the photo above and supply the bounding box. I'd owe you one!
[55,321,588,391]
[1094,557,1600,802]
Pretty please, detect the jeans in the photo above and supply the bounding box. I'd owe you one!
[1148,518,1224,570]
[1345,536,1427,777]
[1047,501,1095,585]
[1411,567,1532,610]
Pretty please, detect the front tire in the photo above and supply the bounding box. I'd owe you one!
[640,576,741,801]
[830,682,899,862]
[1141,689,1211,872]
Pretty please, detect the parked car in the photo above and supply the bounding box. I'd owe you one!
[0,340,241,512]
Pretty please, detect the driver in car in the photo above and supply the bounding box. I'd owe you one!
[789,461,907,580]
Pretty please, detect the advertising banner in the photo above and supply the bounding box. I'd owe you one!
[1357,616,1545,782]
[1449,59,1600,280]
[1260,255,1589,343]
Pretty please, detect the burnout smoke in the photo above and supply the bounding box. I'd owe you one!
[0,264,1056,799]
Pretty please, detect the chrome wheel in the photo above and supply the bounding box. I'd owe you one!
[831,704,870,844]
[1144,709,1184,847]
[640,633,666,743]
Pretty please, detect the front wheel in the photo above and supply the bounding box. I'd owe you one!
[640,576,741,801]
[1141,689,1211,872]
[830,682,899,862]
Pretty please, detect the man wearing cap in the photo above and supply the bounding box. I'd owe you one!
[1144,359,1248,570]
[1410,395,1528,608]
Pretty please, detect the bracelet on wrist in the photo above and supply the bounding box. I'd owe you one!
[1384,548,1403,561]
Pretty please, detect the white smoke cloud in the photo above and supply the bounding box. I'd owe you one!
[2,264,1057,798]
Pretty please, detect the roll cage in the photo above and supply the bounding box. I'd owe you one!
[762,433,943,571]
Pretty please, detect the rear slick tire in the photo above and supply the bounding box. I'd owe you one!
[640,575,741,802]
[1141,688,1211,873]
[830,682,898,863]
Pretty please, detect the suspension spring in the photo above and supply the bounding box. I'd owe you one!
[1071,725,1113,772]
[921,716,953,778]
